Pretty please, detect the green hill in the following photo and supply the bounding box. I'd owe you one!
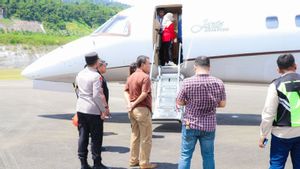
[0,0,127,46]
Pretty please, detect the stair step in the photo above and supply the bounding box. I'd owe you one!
[161,73,178,78]
[160,84,177,88]
[152,68,184,120]
[152,109,180,118]
[156,105,175,109]
[160,90,177,94]
[161,84,177,88]
[155,106,175,111]
[161,66,178,74]
[160,81,177,84]
[157,101,175,106]
[158,93,176,96]
[160,81,177,85]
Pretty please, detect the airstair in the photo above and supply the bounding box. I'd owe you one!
[150,43,184,121]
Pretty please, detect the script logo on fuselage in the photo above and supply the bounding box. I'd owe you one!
[191,19,229,33]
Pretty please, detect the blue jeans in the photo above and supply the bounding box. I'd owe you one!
[178,126,215,169]
[270,134,300,169]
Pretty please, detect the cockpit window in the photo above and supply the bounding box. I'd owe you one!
[92,15,130,36]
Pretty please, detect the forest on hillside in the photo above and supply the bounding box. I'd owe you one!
[0,0,128,45]
[0,0,127,31]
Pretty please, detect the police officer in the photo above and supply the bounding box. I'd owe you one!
[76,52,109,169]
[259,54,300,168]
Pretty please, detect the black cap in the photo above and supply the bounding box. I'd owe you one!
[85,52,99,65]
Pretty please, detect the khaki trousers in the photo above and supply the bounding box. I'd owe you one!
[128,107,152,166]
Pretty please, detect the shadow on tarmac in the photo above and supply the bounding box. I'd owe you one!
[128,162,178,169]
[217,113,261,126]
[152,134,165,139]
[106,112,130,123]
[152,113,261,133]
[153,122,181,133]
[39,113,74,120]
[155,162,178,169]
[103,132,118,136]
[103,146,130,154]
[38,113,261,127]
[38,112,131,123]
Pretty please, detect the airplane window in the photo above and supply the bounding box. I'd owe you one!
[92,15,129,36]
[266,16,279,29]
[295,15,300,27]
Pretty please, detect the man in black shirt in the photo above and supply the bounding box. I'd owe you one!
[97,60,110,152]
[97,60,109,103]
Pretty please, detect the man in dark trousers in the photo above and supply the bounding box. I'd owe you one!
[97,60,109,104]
[97,60,110,151]
[76,52,109,169]
[259,54,300,169]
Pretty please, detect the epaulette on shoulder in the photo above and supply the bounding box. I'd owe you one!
[72,82,78,89]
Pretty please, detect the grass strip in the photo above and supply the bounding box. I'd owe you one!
[0,69,25,80]
[0,33,80,46]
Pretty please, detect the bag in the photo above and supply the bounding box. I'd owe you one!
[72,80,79,127]
[72,113,78,127]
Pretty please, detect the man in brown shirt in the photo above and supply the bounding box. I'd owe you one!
[124,55,157,169]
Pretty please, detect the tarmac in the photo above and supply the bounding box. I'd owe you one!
[0,80,293,169]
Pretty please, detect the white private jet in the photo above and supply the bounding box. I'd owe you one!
[22,0,300,120]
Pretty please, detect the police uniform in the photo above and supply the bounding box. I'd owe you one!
[76,52,108,169]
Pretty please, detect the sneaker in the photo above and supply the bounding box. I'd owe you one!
[129,162,139,167]
[140,163,157,169]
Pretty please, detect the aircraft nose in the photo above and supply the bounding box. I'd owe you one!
[21,36,95,81]
[21,62,42,79]
[21,50,60,80]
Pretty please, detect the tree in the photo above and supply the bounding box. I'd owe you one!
[0,0,126,32]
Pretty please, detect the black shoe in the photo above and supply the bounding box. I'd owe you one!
[93,163,109,169]
[81,165,92,169]
[80,158,92,169]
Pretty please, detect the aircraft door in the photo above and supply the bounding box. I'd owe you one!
[153,6,182,66]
